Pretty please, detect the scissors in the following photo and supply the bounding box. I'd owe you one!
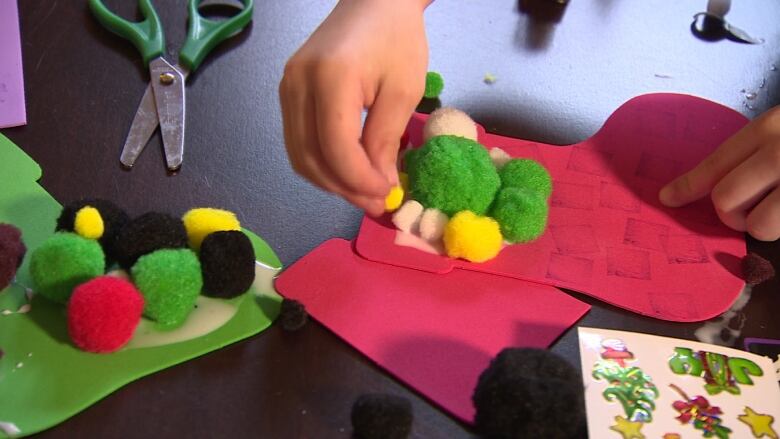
[89,0,254,170]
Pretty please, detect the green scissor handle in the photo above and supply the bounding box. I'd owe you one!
[89,0,165,66]
[179,0,254,73]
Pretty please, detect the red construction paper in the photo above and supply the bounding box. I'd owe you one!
[275,239,590,422]
[357,94,748,322]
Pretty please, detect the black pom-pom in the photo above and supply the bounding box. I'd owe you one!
[200,230,255,298]
[279,298,308,331]
[56,198,129,264]
[741,252,775,286]
[351,393,413,439]
[0,224,26,290]
[113,212,188,270]
[472,348,585,439]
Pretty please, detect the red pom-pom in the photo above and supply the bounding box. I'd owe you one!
[67,276,144,353]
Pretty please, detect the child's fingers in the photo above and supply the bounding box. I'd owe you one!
[284,89,385,215]
[746,187,780,241]
[659,127,759,208]
[362,85,420,185]
[314,74,391,199]
[710,146,780,231]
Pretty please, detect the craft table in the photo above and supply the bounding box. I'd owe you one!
[4,1,779,437]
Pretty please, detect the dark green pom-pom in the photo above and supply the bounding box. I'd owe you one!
[490,187,548,243]
[499,159,553,199]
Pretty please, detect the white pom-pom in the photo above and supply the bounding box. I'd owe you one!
[392,200,424,233]
[489,147,512,169]
[419,208,448,242]
[423,107,478,142]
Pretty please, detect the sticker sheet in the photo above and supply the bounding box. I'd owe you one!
[578,327,780,439]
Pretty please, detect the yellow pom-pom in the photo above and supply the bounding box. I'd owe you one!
[443,211,503,263]
[182,208,241,250]
[74,206,105,240]
[398,172,409,193]
[385,185,405,212]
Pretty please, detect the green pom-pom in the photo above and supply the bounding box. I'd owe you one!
[424,71,444,99]
[30,232,105,303]
[403,148,420,172]
[490,187,548,243]
[131,248,202,329]
[499,159,553,199]
[408,135,500,216]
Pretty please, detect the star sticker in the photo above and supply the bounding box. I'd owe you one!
[738,407,778,439]
[609,415,645,439]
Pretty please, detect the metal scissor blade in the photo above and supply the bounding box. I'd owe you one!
[149,57,186,170]
[120,82,158,168]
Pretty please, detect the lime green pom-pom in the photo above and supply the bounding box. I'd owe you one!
[424,71,444,99]
[490,187,549,243]
[131,248,202,329]
[408,135,500,216]
[30,232,105,303]
[499,159,553,199]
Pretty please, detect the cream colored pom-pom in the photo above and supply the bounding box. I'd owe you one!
[391,200,424,233]
[419,208,448,242]
[422,107,478,142]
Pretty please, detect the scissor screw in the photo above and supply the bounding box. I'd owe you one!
[159,72,176,85]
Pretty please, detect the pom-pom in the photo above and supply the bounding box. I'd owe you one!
[489,147,512,169]
[407,135,500,216]
[67,276,144,353]
[351,393,413,439]
[392,200,424,233]
[418,208,448,242]
[0,224,25,289]
[472,348,585,439]
[279,298,308,331]
[422,107,478,142]
[398,172,409,193]
[403,148,420,173]
[491,187,549,243]
[499,158,553,199]
[56,198,129,264]
[0,223,26,268]
[741,252,775,286]
[29,233,105,303]
[423,71,444,99]
[114,212,188,270]
[182,207,241,250]
[73,206,105,240]
[200,231,255,298]
[385,186,405,212]
[443,211,503,263]
[131,248,202,329]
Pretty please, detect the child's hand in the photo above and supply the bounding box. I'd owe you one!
[660,106,780,241]
[279,0,430,216]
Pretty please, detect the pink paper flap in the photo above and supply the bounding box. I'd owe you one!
[357,93,747,322]
[275,239,590,422]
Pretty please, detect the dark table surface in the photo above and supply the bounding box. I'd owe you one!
[5,0,780,437]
